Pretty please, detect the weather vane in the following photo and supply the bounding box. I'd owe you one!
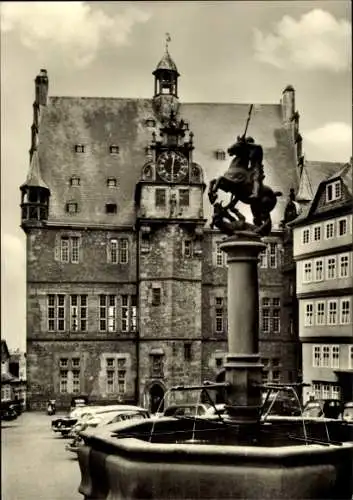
[165,32,171,51]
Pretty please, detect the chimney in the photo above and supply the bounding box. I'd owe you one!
[35,69,49,106]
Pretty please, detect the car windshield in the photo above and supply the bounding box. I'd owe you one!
[343,407,353,419]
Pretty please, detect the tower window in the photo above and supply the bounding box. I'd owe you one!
[155,189,166,207]
[107,177,117,188]
[110,145,120,154]
[152,288,161,306]
[75,144,85,153]
[145,119,156,128]
[183,240,193,258]
[66,202,78,214]
[70,176,80,186]
[184,343,192,361]
[106,203,117,214]
[179,189,190,207]
[215,150,226,161]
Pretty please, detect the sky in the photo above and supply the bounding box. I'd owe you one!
[1,1,351,352]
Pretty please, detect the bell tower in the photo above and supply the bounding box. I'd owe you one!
[152,34,180,122]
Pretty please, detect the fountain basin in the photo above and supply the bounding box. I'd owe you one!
[77,418,353,500]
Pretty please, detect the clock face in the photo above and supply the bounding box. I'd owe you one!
[156,151,188,183]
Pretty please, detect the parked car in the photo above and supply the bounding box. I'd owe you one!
[1,402,18,421]
[162,403,212,418]
[302,399,342,419]
[342,402,353,422]
[70,395,89,411]
[66,405,150,454]
[52,404,94,436]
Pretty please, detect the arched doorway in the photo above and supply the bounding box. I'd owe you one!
[149,383,165,414]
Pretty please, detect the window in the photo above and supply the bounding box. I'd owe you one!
[140,238,150,253]
[272,370,280,383]
[107,177,117,188]
[339,254,349,278]
[326,180,341,202]
[152,288,161,306]
[110,145,120,154]
[259,249,267,268]
[99,295,117,332]
[215,150,226,160]
[332,386,341,400]
[338,218,347,236]
[340,299,351,324]
[48,294,66,331]
[155,188,166,207]
[108,238,129,264]
[325,221,335,240]
[60,236,80,263]
[272,309,280,333]
[66,202,78,214]
[328,300,338,325]
[72,358,80,368]
[269,243,277,268]
[321,346,330,368]
[316,302,325,326]
[313,225,321,241]
[332,346,340,369]
[121,295,137,332]
[302,228,310,244]
[322,384,330,399]
[216,242,225,267]
[179,189,190,207]
[150,354,164,378]
[70,295,87,332]
[314,259,324,281]
[75,144,85,153]
[59,371,68,393]
[349,346,353,369]
[215,297,224,333]
[70,176,80,186]
[313,383,321,399]
[215,357,223,368]
[105,357,127,394]
[326,257,336,280]
[184,343,192,361]
[72,370,80,394]
[303,261,312,283]
[183,240,193,258]
[261,298,271,333]
[60,358,68,368]
[304,303,314,327]
[313,346,321,367]
[106,203,117,214]
[106,370,114,394]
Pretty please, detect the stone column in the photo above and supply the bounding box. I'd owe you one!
[220,231,265,426]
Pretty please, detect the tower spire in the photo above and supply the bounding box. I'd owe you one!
[165,32,171,52]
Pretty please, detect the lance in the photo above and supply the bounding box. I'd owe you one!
[241,104,253,139]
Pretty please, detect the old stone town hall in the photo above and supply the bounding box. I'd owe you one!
[21,47,304,411]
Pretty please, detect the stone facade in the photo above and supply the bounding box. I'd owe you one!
[21,53,302,410]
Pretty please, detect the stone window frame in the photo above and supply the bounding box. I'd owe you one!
[340,298,351,325]
[74,144,85,153]
[109,145,120,154]
[121,294,137,333]
[107,238,129,265]
[106,203,118,214]
[103,355,128,395]
[315,301,326,326]
[48,294,66,332]
[107,177,117,188]
[99,294,117,332]
[325,180,341,203]
[70,176,81,186]
[152,287,162,306]
[60,235,80,264]
[66,201,79,214]
[69,294,87,332]
[184,342,192,361]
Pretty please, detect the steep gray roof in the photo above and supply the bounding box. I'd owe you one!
[296,160,344,202]
[35,96,299,228]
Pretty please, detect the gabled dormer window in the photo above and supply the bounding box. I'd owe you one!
[215,150,226,160]
[70,176,80,186]
[107,177,117,188]
[326,180,341,203]
[106,203,117,214]
[75,144,85,153]
[109,145,120,154]
[66,202,78,214]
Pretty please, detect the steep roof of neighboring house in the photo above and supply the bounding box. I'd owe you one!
[296,160,344,202]
[20,148,50,191]
[35,96,299,228]
[290,160,352,226]
[1,340,10,360]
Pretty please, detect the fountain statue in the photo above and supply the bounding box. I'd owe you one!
[77,109,353,500]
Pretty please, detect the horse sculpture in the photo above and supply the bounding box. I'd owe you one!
[208,108,282,237]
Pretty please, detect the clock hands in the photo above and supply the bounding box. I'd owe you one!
[171,152,176,181]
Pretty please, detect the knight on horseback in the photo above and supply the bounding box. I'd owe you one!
[208,105,282,237]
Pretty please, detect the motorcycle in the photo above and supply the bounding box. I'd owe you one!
[47,399,56,416]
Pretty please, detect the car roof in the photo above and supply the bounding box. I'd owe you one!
[84,405,147,414]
